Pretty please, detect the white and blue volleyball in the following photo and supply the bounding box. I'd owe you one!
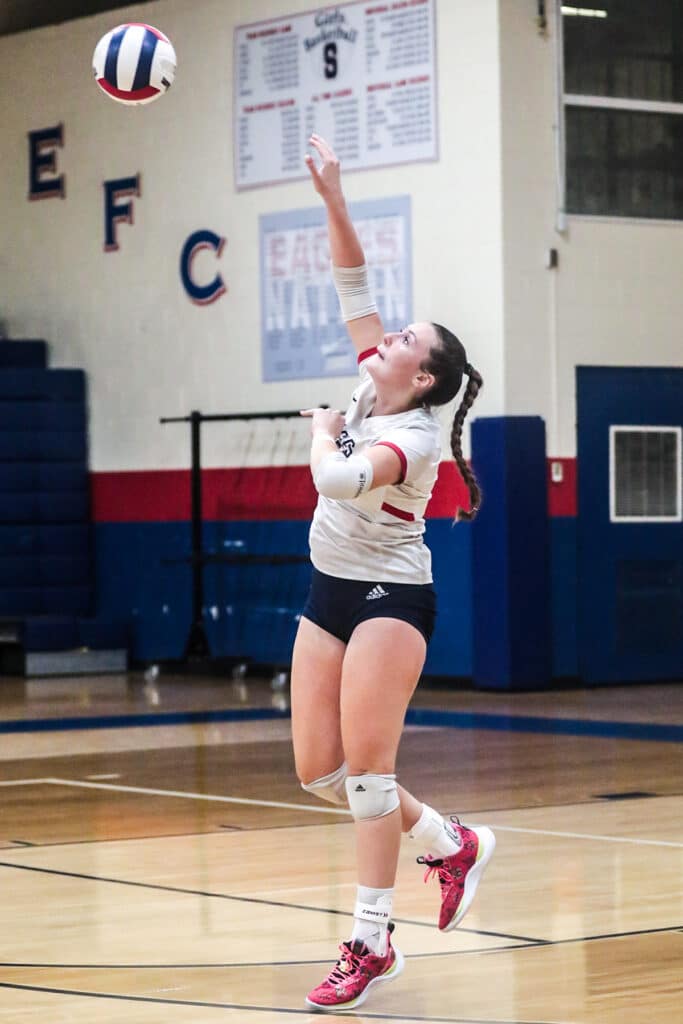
[93,23,176,105]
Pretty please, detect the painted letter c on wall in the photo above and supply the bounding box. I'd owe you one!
[180,230,227,305]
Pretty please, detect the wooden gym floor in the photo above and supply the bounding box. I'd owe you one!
[0,672,681,1022]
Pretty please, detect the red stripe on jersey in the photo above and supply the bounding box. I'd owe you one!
[357,346,378,363]
[381,501,415,522]
[375,441,407,483]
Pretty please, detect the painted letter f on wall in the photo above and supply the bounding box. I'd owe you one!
[103,174,141,252]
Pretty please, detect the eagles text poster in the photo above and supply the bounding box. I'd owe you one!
[260,196,412,381]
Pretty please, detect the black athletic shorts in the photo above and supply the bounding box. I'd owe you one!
[302,567,437,645]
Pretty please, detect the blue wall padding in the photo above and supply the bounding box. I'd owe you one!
[0,369,85,401]
[0,492,89,523]
[0,400,86,431]
[424,518,472,676]
[550,517,578,678]
[0,555,91,586]
[471,417,552,690]
[0,341,47,368]
[0,586,92,616]
[92,518,473,670]
[0,524,91,556]
[22,617,79,652]
[0,431,87,461]
[0,462,88,493]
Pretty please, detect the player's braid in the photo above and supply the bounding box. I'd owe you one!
[449,366,483,522]
[424,324,483,522]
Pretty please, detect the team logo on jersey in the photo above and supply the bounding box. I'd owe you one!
[337,428,355,458]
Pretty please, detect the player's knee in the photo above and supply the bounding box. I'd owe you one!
[345,772,399,820]
[300,762,348,806]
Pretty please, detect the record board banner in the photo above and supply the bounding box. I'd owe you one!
[260,196,412,381]
[235,0,437,189]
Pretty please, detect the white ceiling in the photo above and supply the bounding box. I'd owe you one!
[0,0,155,37]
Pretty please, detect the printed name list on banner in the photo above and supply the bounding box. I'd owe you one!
[260,196,412,382]
[235,0,437,189]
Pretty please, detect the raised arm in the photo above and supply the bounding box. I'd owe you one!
[305,134,384,356]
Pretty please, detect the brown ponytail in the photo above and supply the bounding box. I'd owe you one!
[423,325,484,522]
[450,365,483,521]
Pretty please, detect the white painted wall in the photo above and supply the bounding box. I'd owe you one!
[0,0,505,472]
[498,0,683,457]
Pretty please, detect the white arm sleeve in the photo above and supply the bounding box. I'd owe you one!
[331,264,378,322]
[313,452,374,499]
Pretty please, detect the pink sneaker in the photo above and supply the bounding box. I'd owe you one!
[418,817,495,931]
[305,925,404,1013]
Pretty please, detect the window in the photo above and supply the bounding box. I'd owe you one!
[559,1,683,219]
[610,426,682,521]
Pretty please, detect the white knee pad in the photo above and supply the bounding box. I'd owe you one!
[301,762,348,806]
[345,773,399,820]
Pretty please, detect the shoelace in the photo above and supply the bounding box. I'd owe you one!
[416,816,463,886]
[327,942,366,984]
[416,855,450,887]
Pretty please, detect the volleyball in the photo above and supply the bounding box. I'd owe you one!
[92,23,176,106]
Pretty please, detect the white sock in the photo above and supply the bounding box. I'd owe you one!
[350,886,393,956]
[409,803,461,858]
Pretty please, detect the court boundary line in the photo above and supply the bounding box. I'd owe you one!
[0,777,349,815]
[0,981,572,1024]
[0,859,542,943]
[0,703,681,741]
[1,924,680,971]
[3,777,682,847]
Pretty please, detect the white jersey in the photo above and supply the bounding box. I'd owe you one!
[309,356,441,584]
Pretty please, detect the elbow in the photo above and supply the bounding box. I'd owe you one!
[313,453,374,500]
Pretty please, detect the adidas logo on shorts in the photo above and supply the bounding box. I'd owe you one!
[365,585,389,600]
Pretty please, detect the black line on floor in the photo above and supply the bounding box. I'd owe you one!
[0,943,536,970]
[407,923,683,958]
[2,924,679,974]
[549,923,683,947]
[0,981,569,1024]
[0,859,543,944]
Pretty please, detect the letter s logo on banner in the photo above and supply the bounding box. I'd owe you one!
[180,229,227,305]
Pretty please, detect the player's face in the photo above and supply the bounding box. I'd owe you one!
[371,322,439,389]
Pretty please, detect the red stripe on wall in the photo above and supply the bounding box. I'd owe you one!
[547,458,577,517]
[91,467,317,522]
[91,463,468,523]
[91,458,576,523]
[91,469,191,522]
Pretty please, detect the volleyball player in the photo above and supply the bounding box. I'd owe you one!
[292,134,495,1012]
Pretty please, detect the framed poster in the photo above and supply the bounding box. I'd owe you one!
[260,195,412,381]
[235,0,437,189]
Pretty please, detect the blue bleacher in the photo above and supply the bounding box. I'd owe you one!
[0,340,47,368]
[0,339,127,671]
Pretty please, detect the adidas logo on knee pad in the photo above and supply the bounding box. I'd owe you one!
[346,773,399,819]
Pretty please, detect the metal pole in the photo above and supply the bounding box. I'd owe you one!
[186,410,209,658]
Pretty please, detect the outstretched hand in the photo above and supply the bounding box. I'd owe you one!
[305,134,344,203]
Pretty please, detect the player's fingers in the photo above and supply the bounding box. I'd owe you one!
[304,153,321,179]
[310,134,336,163]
